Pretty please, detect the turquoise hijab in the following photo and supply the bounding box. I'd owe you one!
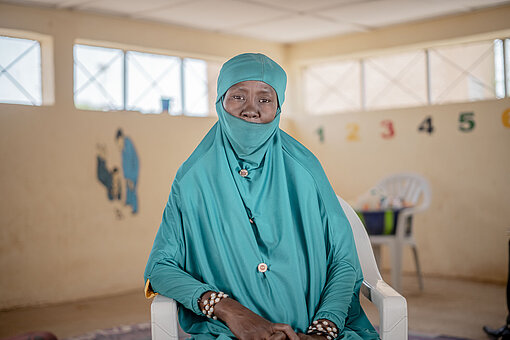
[144,53,378,339]
[216,53,286,165]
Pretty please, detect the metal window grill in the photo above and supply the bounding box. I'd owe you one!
[183,58,209,116]
[0,36,42,106]
[74,44,124,111]
[429,40,497,104]
[302,38,510,115]
[126,51,182,114]
[303,61,361,114]
[364,51,427,110]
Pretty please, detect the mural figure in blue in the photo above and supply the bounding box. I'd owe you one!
[96,144,122,201]
[116,129,139,214]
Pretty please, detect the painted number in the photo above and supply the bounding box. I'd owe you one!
[316,126,325,143]
[346,123,360,141]
[503,109,510,128]
[459,112,475,132]
[418,116,434,135]
[381,119,395,139]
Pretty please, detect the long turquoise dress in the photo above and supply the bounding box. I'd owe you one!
[144,53,379,339]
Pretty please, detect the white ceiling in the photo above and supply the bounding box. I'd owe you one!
[2,0,510,43]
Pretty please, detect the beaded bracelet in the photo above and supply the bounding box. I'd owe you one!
[307,319,338,339]
[199,291,229,320]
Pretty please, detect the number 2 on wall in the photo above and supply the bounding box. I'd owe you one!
[346,123,360,141]
[381,120,395,139]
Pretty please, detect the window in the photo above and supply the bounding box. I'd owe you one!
[0,36,42,106]
[429,40,497,104]
[127,51,182,114]
[302,38,510,115]
[73,43,217,116]
[183,58,209,116]
[364,51,427,110]
[74,44,123,111]
[505,39,510,97]
[303,60,361,115]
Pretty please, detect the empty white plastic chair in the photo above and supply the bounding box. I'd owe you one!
[151,196,408,340]
[368,173,431,293]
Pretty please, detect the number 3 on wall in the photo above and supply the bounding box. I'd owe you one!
[459,112,475,132]
[381,120,395,139]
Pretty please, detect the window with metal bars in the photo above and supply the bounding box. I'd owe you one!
[73,44,220,116]
[0,35,42,106]
[302,38,510,115]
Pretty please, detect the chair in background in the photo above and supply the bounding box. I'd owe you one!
[151,196,408,340]
[369,172,431,293]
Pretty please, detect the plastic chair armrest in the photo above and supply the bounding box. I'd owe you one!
[151,295,179,340]
[363,280,408,340]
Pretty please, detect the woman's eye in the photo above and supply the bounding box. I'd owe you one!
[259,98,271,103]
[233,95,244,100]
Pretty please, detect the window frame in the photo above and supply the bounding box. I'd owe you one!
[0,28,54,107]
[301,37,510,115]
[73,40,222,117]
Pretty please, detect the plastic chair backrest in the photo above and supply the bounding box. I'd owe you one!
[337,196,382,285]
[375,172,431,210]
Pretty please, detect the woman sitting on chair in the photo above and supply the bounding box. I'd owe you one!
[144,53,378,340]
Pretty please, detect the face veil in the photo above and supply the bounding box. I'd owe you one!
[215,53,287,163]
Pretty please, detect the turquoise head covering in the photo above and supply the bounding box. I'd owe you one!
[144,53,378,339]
[215,53,287,162]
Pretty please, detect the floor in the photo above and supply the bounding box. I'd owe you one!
[0,273,506,340]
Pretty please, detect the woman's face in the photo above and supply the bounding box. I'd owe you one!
[223,80,278,124]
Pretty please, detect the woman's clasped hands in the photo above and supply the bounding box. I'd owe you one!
[211,294,326,340]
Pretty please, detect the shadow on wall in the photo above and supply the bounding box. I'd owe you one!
[96,128,139,219]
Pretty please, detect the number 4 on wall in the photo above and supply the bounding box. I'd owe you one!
[418,116,434,135]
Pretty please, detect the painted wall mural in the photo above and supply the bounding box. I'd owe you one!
[96,128,139,218]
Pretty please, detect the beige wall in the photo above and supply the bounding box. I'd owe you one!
[290,99,510,283]
[0,4,287,310]
[0,3,509,310]
[285,4,510,284]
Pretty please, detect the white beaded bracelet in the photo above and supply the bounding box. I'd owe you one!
[307,319,338,339]
[199,291,228,320]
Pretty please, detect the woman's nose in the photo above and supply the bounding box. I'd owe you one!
[241,101,259,118]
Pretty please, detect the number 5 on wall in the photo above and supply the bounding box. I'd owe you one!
[459,112,475,132]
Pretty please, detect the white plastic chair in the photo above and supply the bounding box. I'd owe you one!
[368,173,431,293]
[151,196,408,340]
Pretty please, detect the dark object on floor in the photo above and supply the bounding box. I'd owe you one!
[483,239,510,340]
[1,332,58,340]
[483,324,510,339]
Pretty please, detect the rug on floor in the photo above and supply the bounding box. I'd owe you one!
[64,323,469,340]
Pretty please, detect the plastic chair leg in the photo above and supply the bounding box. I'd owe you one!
[372,244,382,269]
[411,245,424,290]
[390,241,403,293]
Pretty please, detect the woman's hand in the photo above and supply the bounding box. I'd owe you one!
[214,297,299,340]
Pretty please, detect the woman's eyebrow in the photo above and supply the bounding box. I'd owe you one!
[256,88,276,95]
[231,86,248,91]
